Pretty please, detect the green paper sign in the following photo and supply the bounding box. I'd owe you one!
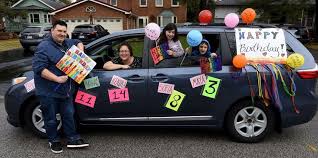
[202,76,221,99]
[84,76,100,89]
[165,90,186,112]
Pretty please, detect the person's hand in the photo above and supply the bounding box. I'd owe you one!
[121,65,130,69]
[211,53,217,58]
[167,50,175,56]
[56,75,68,83]
[185,47,192,54]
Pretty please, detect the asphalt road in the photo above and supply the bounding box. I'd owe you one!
[0,48,317,157]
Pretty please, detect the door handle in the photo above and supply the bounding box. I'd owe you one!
[127,75,144,82]
[151,74,168,82]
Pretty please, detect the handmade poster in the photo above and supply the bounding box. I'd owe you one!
[235,28,287,63]
[165,90,186,112]
[110,75,127,88]
[200,57,211,74]
[158,82,175,94]
[56,45,96,84]
[211,56,222,72]
[24,79,35,93]
[83,76,100,90]
[202,76,221,99]
[150,43,169,64]
[75,90,96,108]
[190,74,206,88]
[108,88,129,103]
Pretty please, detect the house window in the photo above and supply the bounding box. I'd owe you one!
[171,0,179,7]
[139,0,147,7]
[157,16,163,27]
[172,16,177,23]
[110,0,117,6]
[78,19,82,22]
[44,15,48,23]
[30,13,40,23]
[155,0,163,7]
[138,16,148,28]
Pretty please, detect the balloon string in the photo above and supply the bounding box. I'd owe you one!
[251,64,263,98]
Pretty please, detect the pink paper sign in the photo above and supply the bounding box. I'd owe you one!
[157,82,175,94]
[108,88,130,103]
[75,90,96,108]
[110,75,127,88]
[24,79,35,93]
[190,74,207,88]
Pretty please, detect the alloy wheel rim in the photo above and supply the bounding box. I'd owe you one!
[32,105,62,133]
[234,106,267,138]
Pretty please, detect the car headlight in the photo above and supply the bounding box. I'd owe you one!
[18,34,21,38]
[38,33,44,37]
[12,77,27,86]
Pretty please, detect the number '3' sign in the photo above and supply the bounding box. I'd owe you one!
[202,76,221,99]
[165,90,186,112]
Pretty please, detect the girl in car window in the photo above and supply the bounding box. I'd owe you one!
[103,42,142,70]
[158,23,184,58]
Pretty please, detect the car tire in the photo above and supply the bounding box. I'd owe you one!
[24,99,62,138]
[225,100,275,143]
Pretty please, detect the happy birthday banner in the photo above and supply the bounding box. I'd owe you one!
[235,28,287,63]
[56,45,96,84]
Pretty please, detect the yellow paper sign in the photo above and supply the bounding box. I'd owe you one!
[165,90,186,112]
[202,76,221,99]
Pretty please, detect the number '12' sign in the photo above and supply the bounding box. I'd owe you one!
[165,90,186,112]
[202,76,221,99]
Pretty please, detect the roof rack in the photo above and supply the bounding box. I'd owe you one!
[176,23,278,28]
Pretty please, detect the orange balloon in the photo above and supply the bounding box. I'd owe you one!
[241,8,256,24]
[233,55,247,68]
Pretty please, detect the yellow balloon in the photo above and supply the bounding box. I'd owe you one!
[286,53,304,68]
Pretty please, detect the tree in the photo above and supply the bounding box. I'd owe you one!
[180,0,216,22]
[59,0,72,5]
[0,0,26,20]
[241,0,312,24]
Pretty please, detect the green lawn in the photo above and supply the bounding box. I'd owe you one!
[0,39,22,52]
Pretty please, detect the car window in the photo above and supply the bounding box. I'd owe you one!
[22,27,41,33]
[74,26,94,32]
[151,34,221,68]
[99,25,105,31]
[89,35,144,70]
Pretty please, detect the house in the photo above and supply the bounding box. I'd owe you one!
[9,0,66,32]
[49,0,187,35]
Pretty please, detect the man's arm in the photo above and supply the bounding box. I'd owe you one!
[41,69,68,84]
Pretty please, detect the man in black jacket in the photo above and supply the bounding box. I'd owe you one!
[32,20,89,154]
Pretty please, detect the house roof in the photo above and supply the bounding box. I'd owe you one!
[49,0,133,15]
[11,0,66,10]
[215,0,316,6]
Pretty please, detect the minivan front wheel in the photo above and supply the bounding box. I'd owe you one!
[24,100,62,138]
[225,100,275,143]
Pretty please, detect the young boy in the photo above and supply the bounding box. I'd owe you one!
[186,39,217,58]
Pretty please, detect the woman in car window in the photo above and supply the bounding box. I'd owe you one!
[103,42,142,70]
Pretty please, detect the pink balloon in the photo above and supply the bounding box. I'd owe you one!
[145,23,161,40]
[224,13,239,28]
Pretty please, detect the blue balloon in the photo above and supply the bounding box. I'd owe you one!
[187,30,203,47]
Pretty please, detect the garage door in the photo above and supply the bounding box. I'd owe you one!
[63,19,90,38]
[94,18,123,33]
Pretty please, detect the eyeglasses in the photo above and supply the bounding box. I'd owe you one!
[119,50,130,53]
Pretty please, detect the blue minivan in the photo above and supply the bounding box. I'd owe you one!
[5,24,318,143]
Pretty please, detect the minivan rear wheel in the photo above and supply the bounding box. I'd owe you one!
[225,100,275,143]
[24,100,62,138]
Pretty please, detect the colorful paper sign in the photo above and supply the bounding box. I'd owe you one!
[110,75,127,88]
[200,57,211,74]
[165,90,186,112]
[190,74,206,88]
[108,88,130,103]
[24,79,35,93]
[56,45,96,84]
[83,76,100,89]
[158,82,175,94]
[202,76,221,99]
[75,90,96,108]
[235,28,287,63]
[150,46,164,65]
